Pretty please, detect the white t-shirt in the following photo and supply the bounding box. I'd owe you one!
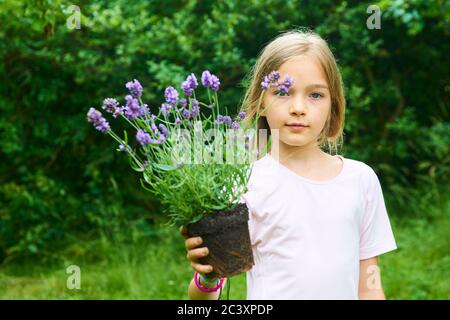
[239,153,397,300]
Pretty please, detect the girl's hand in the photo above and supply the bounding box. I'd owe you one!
[180,226,214,275]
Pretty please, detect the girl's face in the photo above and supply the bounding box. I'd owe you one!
[261,55,331,149]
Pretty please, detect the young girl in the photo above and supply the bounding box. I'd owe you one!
[181,29,397,300]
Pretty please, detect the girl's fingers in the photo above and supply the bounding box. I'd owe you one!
[186,247,209,261]
[191,261,213,274]
[185,237,203,250]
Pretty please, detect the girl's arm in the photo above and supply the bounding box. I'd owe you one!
[358,256,386,300]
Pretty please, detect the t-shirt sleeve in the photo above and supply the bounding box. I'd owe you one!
[359,167,397,260]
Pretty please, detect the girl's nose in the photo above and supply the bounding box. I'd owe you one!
[289,97,306,115]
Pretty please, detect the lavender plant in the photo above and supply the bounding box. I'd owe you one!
[86,71,292,227]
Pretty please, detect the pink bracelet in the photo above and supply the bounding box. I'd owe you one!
[194,272,225,293]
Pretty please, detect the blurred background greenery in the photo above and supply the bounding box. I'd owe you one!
[0,0,448,299]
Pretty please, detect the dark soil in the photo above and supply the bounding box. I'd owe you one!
[186,202,254,278]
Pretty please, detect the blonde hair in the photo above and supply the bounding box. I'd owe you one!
[239,29,346,155]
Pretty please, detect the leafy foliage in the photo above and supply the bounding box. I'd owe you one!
[0,0,448,260]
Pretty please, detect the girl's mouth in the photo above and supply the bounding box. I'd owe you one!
[286,124,308,132]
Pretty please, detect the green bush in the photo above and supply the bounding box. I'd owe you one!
[0,0,448,260]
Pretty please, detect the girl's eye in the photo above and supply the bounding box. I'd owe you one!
[310,92,324,99]
[274,90,289,97]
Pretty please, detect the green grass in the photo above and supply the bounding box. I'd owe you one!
[0,186,448,299]
[380,215,449,299]
[0,227,247,300]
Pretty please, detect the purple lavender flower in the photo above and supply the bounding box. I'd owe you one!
[191,105,200,118]
[113,106,124,118]
[150,122,159,135]
[261,78,270,91]
[156,134,166,144]
[161,103,172,116]
[277,75,294,94]
[180,98,188,107]
[87,107,102,123]
[201,70,220,91]
[126,79,143,98]
[136,129,152,146]
[182,108,191,119]
[269,71,280,81]
[123,95,145,120]
[238,111,246,120]
[164,86,178,105]
[215,114,224,125]
[223,116,232,125]
[141,103,150,115]
[191,99,199,108]
[158,124,168,137]
[181,73,198,97]
[102,98,119,114]
[231,121,239,129]
[201,71,213,87]
[87,107,110,134]
[175,117,181,124]
[210,75,220,91]
[261,70,282,91]
[94,118,110,133]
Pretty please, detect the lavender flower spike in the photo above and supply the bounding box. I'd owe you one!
[191,99,199,108]
[94,119,110,133]
[180,98,188,107]
[223,116,232,125]
[161,103,172,116]
[126,79,143,98]
[191,105,200,118]
[215,114,224,125]
[136,129,152,146]
[102,98,119,114]
[123,95,144,120]
[182,108,191,119]
[158,124,169,137]
[210,74,220,91]
[261,70,281,91]
[277,74,294,94]
[103,97,125,118]
[164,86,179,105]
[181,73,198,97]
[201,70,220,91]
[87,107,110,134]
[150,122,159,135]
[269,71,280,81]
